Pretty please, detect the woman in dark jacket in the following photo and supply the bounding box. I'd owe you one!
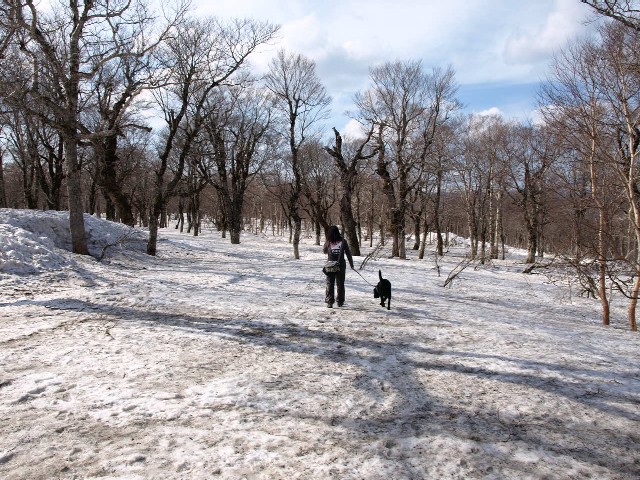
[323,225,354,308]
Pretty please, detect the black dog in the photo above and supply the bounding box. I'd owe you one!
[373,269,392,310]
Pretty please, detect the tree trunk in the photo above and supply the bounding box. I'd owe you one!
[597,217,610,327]
[480,221,488,265]
[627,178,640,332]
[147,168,166,256]
[218,206,227,239]
[489,192,498,260]
[23,138,38,209]
[176,198,185,232]
[494,191,504,260]
[356,188,363,249]
[390,213,401,257]
[292,213,302,259]
[160,206,168,228]
[191,192,201,237]
[99,135,136,226]
[88,171,98,215]
[398,216,407,259]
[629,265,639,332]
[229,197,244,244]
[103,193,116,220]
[412,214,421,250]
[434,170,444,257]
[290,156,302,258]
[376,136,403,257]
[368,185,375,247]
[524,192,538,264]
[525,224,537,264]
[147,213,160,256]
[340,193,361,256]
[315,219,321,246]
[418,215,429,260]
[64,136,89,255]
[0,155,6,208]
[466,207,478,260]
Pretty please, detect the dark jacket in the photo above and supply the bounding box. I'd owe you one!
[323,239,354,269]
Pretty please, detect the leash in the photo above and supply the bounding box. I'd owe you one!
[353,268,375,287]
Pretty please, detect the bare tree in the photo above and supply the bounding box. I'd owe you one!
[0,1,16,59]
[0,159,6,208]
[5,111,38,208]
[4,110,65,210]
[201,84,276,244]
[355,62,459,258]
[1,43,67,210]
[540,22,640,331]
[452,114,498,262]
[540,37,617,326]
[324,127,378,256]
[2,0,187,254]
[582,0,640,30]
[299,140,337,245]
[426,122,459,257]
[265,49,330,259]
[89,12,164,226]
[596,23,640,331]
[503,125,555,264]
[0,119,7,208]
[147,17,278,255]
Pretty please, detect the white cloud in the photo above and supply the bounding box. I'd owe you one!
[342,119,368,140]
[193,0,594,85]
[189,0,598,132]
[279,14,328,58]
[476,107,504,117]
[503,0,591,65]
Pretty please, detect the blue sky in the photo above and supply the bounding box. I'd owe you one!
[194,0,598,135]
[456,82,544,120]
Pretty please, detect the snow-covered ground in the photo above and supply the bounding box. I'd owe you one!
[0,208,638,479]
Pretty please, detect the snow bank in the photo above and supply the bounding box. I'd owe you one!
[0,209,147,274]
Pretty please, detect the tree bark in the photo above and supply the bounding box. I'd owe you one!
[98,135,136,226]
[340,183,361,256]
[626,142,639,332]
[434,169,444,257]
[0,154,7,208]
[375,132,402,257]
[292,212,302,259]
[64,136,89,255]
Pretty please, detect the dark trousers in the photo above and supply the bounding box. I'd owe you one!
[325,267,346,305]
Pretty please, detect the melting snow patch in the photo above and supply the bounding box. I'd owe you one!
[0,208,147,274]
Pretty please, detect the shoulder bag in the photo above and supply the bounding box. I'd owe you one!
[322,240,343,275]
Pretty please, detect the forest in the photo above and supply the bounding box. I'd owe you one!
[0,0,639,331]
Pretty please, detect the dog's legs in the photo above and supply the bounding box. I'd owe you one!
[387,296,390,310]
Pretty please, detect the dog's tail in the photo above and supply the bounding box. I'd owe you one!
[379,269,383,281]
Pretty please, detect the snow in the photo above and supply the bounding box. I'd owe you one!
[0,209,146,274]
[0,208,638,479]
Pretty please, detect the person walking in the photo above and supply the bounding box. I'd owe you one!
[323,225,354,308]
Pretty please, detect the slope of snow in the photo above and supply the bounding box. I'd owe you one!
[0,209,147,274]
[0,209,638,479]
